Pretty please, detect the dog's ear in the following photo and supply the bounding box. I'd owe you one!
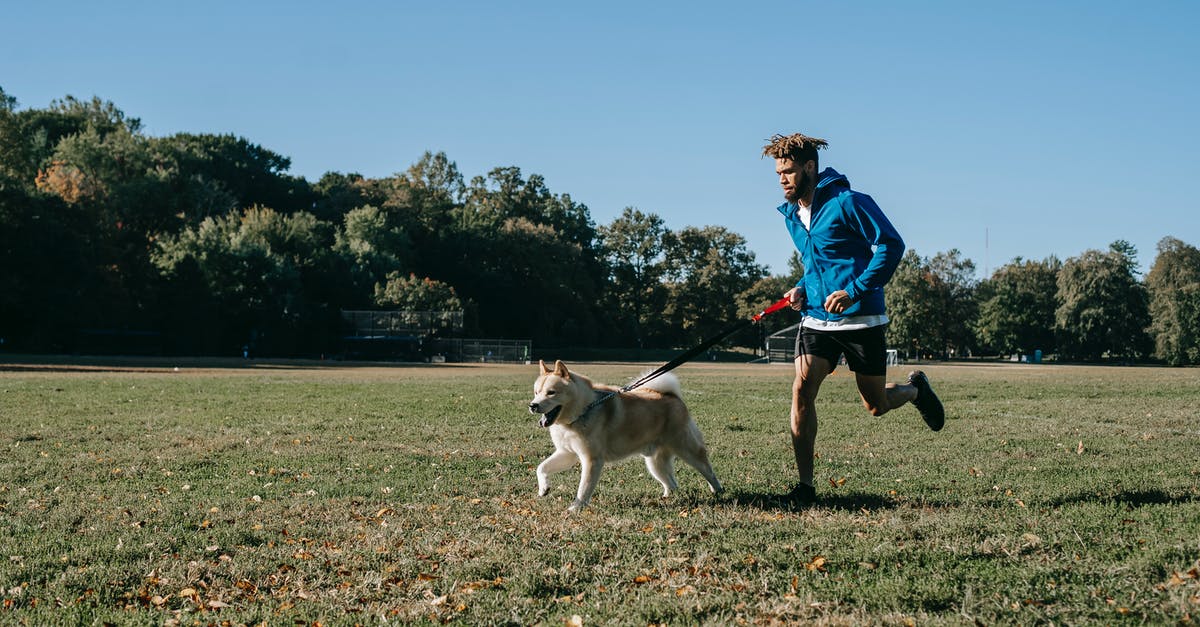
[538,359,550,375]
[553,360,570,380]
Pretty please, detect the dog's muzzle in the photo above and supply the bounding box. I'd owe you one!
[529,402,561,428]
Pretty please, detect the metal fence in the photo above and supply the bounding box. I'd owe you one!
[765,324,800,363]
[429,338,531,363]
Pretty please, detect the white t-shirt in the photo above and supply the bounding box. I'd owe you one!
[802,314,889,331]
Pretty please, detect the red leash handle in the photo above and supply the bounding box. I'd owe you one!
[752,296,793,322]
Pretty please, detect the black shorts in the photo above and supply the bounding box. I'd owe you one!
[793,324,889,376]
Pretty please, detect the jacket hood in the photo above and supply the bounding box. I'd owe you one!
[813,168,849,202]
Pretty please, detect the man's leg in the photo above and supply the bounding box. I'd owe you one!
[854,374,916,417]
[791,354,832,491]
[856,371,945,431]
[841,326,944,430]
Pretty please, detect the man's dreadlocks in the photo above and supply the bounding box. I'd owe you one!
[762,133,828,168]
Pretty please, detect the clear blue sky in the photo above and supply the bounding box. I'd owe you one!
[4,1,1197,277]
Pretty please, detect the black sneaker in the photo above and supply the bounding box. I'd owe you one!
[908,370,945,431]
[787,483,817,508]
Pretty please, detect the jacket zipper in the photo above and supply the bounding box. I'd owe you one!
[802,200,831,322]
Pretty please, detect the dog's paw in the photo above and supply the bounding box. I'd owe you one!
[566,500,586,513]
[538,487,550,497]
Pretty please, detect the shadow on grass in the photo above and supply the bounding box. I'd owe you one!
[1048,488,1199,508]
[724,488,900,512]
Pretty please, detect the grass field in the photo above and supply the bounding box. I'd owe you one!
[1,356,1198,625]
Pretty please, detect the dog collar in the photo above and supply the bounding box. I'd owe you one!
[576,389,618,423]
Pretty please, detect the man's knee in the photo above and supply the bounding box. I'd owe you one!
[862,398,890,417]
[855,373,890,416]
[792,376,820,402]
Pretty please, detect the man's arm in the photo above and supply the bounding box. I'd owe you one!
[842,192,905,302]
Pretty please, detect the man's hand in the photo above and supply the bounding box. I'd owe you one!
[823,290,853,314]
[785,287,806,311]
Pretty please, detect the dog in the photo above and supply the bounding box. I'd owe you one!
[527,360,723,512]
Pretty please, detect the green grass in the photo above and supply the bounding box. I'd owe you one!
[1,358,1198,625]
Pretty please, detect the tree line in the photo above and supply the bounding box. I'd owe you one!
[1,89,1198,364]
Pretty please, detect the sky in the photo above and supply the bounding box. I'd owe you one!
[3,1,1197,277]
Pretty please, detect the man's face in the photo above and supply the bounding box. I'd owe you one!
[775,158,815,203]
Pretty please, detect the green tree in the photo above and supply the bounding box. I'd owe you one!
[974,257,1061,356]
[36,122,174,332]
[312,171,371,222]
[152,206,339,355]
[374,272,464,311]
[886,249,980,359]
[460,167,596,248]
[1055,241,1151,361]
[886,250,941,359]
[0,178,94,350]
[1,94,141,186]
[0,86,15,112]
[333,204,412,302]
[598,207,671,348]
[735,252,805,350]
[663,225,767,348]
[156,133,312,216]
[928,249,979,358]
[1145,237,1200,365]
[432,166,605,345]
[399,152,466,278]
[0,91,150,349]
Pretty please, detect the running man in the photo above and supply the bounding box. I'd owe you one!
[764,132,945,506]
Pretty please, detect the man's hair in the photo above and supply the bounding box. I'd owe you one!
[763,133,828,168]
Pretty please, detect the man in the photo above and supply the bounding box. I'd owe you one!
[764,133,944,506]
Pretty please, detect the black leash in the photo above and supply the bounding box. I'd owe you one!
[577,297,793,418]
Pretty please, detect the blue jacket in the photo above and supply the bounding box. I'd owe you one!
[777,168,905,321]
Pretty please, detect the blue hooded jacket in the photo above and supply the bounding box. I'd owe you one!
[777,168,905,322]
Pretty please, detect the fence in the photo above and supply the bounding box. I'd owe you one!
[765,324,800,363]
[429,338,531,363]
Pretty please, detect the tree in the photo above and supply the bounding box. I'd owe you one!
[156,133,312,216]
[36,123,173,331]
[1,95,141,186]
[1055,240,1151,361]
[886,250,941,359]
[334,204,412,303]
[884,249,978,359]
[0,92,156,349]
[152,206,339,355]
[312,171,371,223]
[429,166,606,346]
[374,272,464,311]
[0,177,94,350]
[928,249,979,357]
[459,167,596,250]
[598,207,671,348]
[974,256,1061,356]
[0,86,15,112]
[735,252,805,351]
[663,225,767,348]
[1145,237,1200,365]
[397,152,466,277]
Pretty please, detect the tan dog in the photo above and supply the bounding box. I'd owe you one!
[528,360,723,512]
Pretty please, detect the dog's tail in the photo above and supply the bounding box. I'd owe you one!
[639,371,682,397]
